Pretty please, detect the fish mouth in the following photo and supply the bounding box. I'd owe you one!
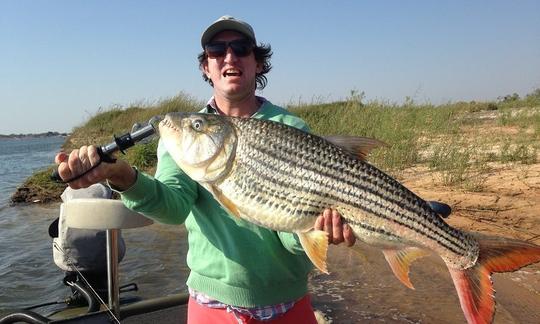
[159,115,182,133]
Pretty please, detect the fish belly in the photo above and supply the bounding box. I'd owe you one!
[217,169,319,232]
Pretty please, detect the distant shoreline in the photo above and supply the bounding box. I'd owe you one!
[0,132,69,140]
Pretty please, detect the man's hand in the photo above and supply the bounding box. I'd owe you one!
[315,209,356,246]
[55,145,136,190]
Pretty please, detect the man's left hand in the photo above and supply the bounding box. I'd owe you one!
[315,209,356,246]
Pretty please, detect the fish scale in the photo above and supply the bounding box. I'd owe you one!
[159,112,540,324]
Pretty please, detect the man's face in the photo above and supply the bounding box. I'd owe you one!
[203,31,261,100]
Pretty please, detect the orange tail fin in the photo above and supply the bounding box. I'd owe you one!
[447,236,540,324]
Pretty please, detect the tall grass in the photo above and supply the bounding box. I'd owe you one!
[66,93,202,148]
[69,91,540,183]
[290,99,462,172]
[499,140,538,164]
[428,138,490,191]
[59,93,202,183]
[22,91,540,203]
[290,93,538,188]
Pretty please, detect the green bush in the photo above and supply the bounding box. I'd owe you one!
[127,140,159,169]
[500,141,537,164]
[428,139,489,191]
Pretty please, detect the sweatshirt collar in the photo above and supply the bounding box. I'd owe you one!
[204,96,267,117]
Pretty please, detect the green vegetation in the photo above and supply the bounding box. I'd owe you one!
[291,89,539,191]
[12,166,67,203]
[428,138,490,192]
[14,89,540,203]
[67,93,202,150]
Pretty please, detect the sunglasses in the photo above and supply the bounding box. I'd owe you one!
[205,40,254,58]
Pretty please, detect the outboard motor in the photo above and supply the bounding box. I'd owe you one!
[49,183,127,304]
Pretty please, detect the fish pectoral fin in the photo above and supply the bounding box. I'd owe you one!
[298,230,329,274]
[382,247,430,290]
[209,185,242,219]
[324,135,386,161]
[349,244,369,263]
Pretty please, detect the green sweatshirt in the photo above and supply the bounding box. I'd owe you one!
[120,101,313,307]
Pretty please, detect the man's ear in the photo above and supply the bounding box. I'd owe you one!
[256,62,263,74]
[202,61,210,76]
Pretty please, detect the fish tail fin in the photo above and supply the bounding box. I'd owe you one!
[298,230,329,274]
[447,235,540,324]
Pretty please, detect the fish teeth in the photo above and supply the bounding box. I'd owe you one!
[161,118,180,131]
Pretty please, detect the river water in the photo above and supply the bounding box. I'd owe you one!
[0,137,189,316]
[0,137,538,323]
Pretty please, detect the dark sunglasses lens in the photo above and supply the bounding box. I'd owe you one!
[206,40,253,58]
[230,41,252,57]
[206,43,227,58]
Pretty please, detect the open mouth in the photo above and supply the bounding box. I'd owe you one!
[223,68,242,77]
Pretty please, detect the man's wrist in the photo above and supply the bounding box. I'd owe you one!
[107,162,137,191]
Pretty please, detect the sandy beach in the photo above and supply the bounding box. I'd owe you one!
[310,162,540,323]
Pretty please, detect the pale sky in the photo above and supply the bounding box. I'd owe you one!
[2,0,539,134]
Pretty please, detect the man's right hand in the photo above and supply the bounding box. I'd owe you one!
[55,145,136,191]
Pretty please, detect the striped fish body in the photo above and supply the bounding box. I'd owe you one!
[218,117,478,268]
[159,112,540,324]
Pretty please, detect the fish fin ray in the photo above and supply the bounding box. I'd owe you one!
[382,247,430,290]
[298,230,329,274]
[349,245,369,263]
[448,235,540,324]
[324,136,386,160]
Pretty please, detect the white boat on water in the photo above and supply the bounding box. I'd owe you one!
[1,186,189,324]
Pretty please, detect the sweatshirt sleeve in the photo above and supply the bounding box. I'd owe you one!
[119,140,198,224]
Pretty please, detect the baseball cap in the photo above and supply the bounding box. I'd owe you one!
[201,15,256,48]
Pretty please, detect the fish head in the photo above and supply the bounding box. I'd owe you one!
[159,113,237,182]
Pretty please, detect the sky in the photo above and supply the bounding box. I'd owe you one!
[1,1,539,134]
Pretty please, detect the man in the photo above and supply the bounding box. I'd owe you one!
[56,16,355,323]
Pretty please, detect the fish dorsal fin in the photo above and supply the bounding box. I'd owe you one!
[382,247,430,290]
[208,185,242,219]
[324,136,386,161]
[297,230,329,274]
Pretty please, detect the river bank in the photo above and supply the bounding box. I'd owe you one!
[0,132,69,140]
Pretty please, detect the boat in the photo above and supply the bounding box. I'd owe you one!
[0,196,189,324]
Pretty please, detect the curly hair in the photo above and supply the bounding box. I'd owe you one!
[198,43,273,90]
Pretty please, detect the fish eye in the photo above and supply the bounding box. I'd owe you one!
[192,119,204,131]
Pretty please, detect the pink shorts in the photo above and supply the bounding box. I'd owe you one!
[187,294,318,324]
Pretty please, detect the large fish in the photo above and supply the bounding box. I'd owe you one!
[159,112,540,324]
